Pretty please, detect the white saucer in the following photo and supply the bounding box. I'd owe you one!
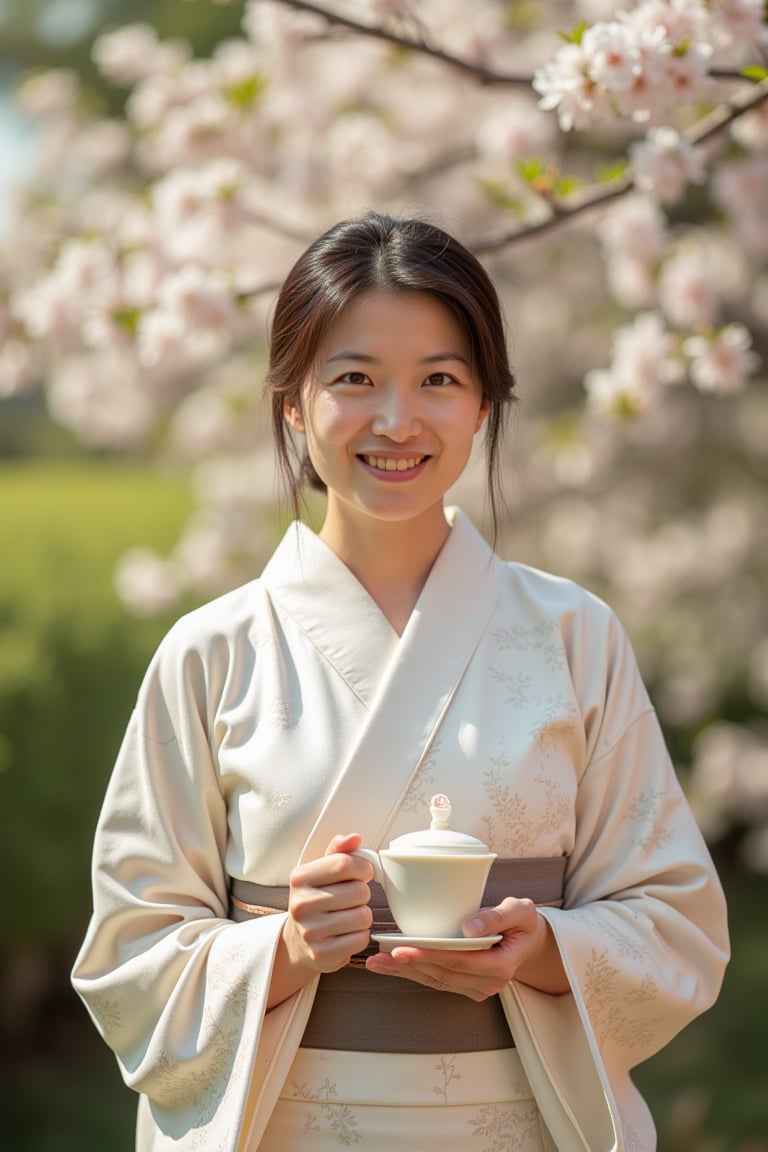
[372,933,502,952]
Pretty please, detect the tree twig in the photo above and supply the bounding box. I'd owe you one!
[270,0,762,89]
[470,77,768,253]
[241,2,768,257]
[269,0,533,86]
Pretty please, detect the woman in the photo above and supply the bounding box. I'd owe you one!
[72,213,729,1152]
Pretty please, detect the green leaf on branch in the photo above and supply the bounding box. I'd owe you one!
[224,74,265,109]
[516,157,545,185]
[504,1,539,32]
[672,39,690,57]
[554,173,582,197]
[112,306,143,334]
[596,159,629,183]
[608,389,646,420]
[740,65,768,82]
[541,411,585,450]
[515,158,580,200]
[476,178,527,216]
[558,20,588,45]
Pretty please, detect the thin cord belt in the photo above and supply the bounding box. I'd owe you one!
[230,856,566,1054]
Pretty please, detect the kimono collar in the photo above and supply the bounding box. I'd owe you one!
[297,507,506,860]
[260,507,501,711]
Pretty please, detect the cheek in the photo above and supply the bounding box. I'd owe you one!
[306,398,360,444]
[437,400,487,440]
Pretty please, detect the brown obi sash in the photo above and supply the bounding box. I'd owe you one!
[230,856,566,1054]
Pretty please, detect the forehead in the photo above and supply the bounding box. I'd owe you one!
[316,290,469,360]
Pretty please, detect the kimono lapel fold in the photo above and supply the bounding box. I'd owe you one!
[261,519,399,707]
[298,507,504,862]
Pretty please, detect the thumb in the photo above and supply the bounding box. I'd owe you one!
[463,896,536,937]
[462,908,493,938]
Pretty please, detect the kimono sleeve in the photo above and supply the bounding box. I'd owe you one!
[501,601,729,1152]
[70,618,287,1145]
[553,605,729,1064]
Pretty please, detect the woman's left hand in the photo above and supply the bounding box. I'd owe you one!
[364,897,569,999]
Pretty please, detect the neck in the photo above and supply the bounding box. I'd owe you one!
[319,505,451,635]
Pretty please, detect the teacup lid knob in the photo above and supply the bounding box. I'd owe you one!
[387,793,492,854]
[429,794,453,830]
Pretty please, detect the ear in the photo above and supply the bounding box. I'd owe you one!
[283,397,306,434]
[475,396,491,432]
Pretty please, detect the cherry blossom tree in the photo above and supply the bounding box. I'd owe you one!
[1,0,767,866]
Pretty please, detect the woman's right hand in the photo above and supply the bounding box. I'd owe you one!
[267,832,374,1009]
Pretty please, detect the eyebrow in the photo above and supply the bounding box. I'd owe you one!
[325,351,469,365]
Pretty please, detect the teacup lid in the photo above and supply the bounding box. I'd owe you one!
[387,794,490,854]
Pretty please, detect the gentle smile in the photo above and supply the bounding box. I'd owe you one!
[361,455,427,472]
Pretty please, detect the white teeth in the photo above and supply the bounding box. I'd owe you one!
[364,455,423,471]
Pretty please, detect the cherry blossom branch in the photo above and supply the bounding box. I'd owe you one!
[269,0,759,89]
[243,209,316,243]
[470,76,768,254]
[269,0,533,86]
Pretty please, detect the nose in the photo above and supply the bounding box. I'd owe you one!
[370,385,422,441]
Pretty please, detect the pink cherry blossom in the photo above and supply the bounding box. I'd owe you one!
[585,311,682,416]
[114,548,180,616]
[690,722,768,837]
[533,41,603,131]
[242,0,327,56]
[658,246,721,328]
[707,0,768,59]
[627,0,710,51]
[584,365,654,418]
[476,98,555,162]
[46,353,156,447]
[630,126,707,203]
[136,308,188,372]
[14,239,119,347]
[604,256,659,308]
[92,24,190,87]
[599,195,668,261]
[157,265,239,332]
[683,324,761,393]
[0,340,38,396]
[657,44,713,107]
[712,155,768,214]
[16,69,80,117]
[582,21,639,93]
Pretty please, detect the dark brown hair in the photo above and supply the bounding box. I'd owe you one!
[265,212,516,535]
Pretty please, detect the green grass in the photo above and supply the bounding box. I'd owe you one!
[0,460,194,942]
[0,457,192,580]
[0,458,196,1147]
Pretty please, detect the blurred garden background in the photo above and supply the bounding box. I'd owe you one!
[1,1,767,1149]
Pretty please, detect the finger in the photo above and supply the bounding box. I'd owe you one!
[300,903,374,948]
[291,877,373,918]
[367,954,499,1001]
[323,832,363,856]
[462,896,538,938]
[292,849,373,892]
[285,915,372,974]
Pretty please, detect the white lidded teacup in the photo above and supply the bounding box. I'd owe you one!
[354,794,496,939]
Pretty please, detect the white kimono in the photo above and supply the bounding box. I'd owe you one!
[71,508,729,1152]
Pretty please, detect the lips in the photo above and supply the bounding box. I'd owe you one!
[361,455,427,472]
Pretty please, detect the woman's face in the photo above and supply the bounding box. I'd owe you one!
[283,290,489,538]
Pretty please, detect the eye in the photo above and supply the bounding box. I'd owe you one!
[423,372,456,387]
[334,371,372,386]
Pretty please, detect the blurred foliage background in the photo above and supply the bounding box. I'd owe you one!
[0,2,767,1151]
